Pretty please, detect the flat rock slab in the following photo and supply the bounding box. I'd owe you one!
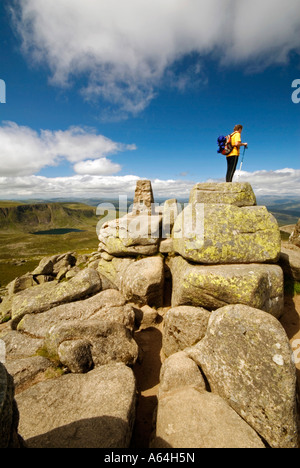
[151,387,265,448]
[189,182,256,206]
[16,363,136,448]
[187,304,298,448]
[168,256,284,318]
[17,289,134,338]
[172,204,281,264]
[11,268,102,328]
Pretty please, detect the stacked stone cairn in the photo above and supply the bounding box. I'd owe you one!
[0,179,299,448]
[98,180,298,448]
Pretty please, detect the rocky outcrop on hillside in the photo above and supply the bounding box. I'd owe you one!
[0,180,299,448]
[0,203,96,232]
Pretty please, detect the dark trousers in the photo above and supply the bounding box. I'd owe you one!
[226,155,239,182]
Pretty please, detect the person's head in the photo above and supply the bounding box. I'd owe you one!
[234,124,243,133]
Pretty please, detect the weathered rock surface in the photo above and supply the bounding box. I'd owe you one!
[16,363,136,448]
[32,252,76,276]
[98,256,164,307]
[280,244,300,281]
[168,256,284,317]
[187,304,298,448]
[289,219,300,247]
[119,256,164,307]
[17,289,135,338]
[10,268,102,327]
[162,306,210,357]
[132,179,154,214]
[189,182,257,206]
[0,363,23,448]
[44,319,138,372]
[0,330,43,359]
[158,351,206,398]
[161,199,179,238]
[151,387,265,448]
[172,203,281,264]
[4,356,55,392]
[98,213,160,257]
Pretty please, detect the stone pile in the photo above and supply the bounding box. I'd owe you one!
[0,179,299,448]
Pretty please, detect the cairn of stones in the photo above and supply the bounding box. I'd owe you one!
[0,179,299,448]
[98,180,298,448]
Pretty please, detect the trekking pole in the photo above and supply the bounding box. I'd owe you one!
[236,146,247,181]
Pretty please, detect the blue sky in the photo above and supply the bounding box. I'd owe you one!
[0,0,300,200]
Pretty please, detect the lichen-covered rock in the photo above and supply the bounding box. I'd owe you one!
[168,256,284,318]
[119,256,164,307]
[132,179,154,214]
[98,256,134,289]
[98,213,160,256]
[17,289,135,338]
[162,305,210,357]
[16,364,136,448]
[151,387,265,448]
[189,182,257,206]
[10,268,102,328]
[187,304,298,448]
[98,255,164,307]
[172,203,281,264]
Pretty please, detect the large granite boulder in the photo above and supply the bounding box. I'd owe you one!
[168,256,284,318]
[16,363,136,448]
[158,351,206,398]
[189,182,256,206]
[98,213,161,257]
[172,203,281,264]
[187,304,298,448]
[17,289,135,338]
[151,387,265,448]
[162,306,210,357]
[119,256,164,307]
[98,256,164,307]
[10,268,102,328]
[44,319,138,372]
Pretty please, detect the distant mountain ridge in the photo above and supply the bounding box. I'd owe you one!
[0,202,97,232]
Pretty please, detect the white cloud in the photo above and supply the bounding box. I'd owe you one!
[74,158,122,175]
[12,0,300,115]
[1,168,300,201]
[0,121,134,176]
[233,168,300,195]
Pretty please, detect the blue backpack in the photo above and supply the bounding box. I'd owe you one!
[217,132,235,155]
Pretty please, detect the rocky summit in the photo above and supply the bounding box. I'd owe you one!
[0,180,299,449]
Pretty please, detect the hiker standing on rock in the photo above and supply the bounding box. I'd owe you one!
[226,125,248,182]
